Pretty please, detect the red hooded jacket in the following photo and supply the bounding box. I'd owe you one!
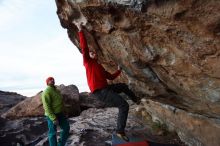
[78,31,121,93]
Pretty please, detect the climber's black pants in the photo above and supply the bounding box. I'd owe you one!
[93,83,137,133]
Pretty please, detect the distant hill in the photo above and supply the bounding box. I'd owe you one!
[0,90,26,115]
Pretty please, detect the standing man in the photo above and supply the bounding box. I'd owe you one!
[74,22,140,141]
[41,77,70,146]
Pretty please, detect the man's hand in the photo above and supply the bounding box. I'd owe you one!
[73,20,83,31]
[118,65,122,71]
[53,119,59,126]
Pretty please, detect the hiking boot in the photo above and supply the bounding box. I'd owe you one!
[116,132,129,142]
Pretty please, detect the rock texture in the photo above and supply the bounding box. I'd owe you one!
[0,117,47,146]
[0,91,26,115]
[55,0,220,145]
[141,98,220,146]
[79,92,105,110]
[0,91,47,146]
[2,85,81,119]
[35,106,184,146]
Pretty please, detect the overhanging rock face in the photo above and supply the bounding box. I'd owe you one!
[55,0,220,145]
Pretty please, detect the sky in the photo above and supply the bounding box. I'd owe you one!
[0,0,89,97]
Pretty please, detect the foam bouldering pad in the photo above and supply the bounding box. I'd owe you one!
[112,134,149,146]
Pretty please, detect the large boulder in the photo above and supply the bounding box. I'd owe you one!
[0,91,26,115]
[141,98,220,146]
[79,92,105,110]
[2,85,81,119]
[55,0,220,145]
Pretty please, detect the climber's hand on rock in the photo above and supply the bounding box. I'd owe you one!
[73,20,83,31]
[118,65,122,71]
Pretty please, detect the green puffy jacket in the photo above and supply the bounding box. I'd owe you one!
[41,86,63,121]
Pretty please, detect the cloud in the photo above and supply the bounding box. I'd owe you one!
[0,0,90,96]
[0,32,89,96]
[0,0,43,31]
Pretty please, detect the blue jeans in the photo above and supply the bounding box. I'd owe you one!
[93,83,137,133]
[46,113,70,146]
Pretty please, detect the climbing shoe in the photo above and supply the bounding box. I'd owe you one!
[116,132,129,142]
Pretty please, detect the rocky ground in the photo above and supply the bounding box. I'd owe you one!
[58,104,186,146]
[0,117,47,146]
[0,91,47,146]
[0,88,186,146]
